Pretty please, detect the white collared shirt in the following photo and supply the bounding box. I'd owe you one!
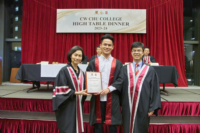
[133,60,143,72]
[99,55,116,101]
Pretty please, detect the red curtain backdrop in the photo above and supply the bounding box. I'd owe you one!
[0,119,200,133]
[22,0,187,86]
[1,98,200,116]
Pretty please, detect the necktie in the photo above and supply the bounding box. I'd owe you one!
[145,56,148,63]
[146,56,148,63]
[144,56,147,63]
[135,64,139,76]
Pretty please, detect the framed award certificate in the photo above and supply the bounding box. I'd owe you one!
[85,72,102,93]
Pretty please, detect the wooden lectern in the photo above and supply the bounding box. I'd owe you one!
[0,57,2,85]
[10,68,21,83]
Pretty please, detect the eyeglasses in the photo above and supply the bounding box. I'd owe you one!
[102,43,113,47]
[131,49,142,53]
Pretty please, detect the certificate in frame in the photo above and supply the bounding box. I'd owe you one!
[85,72,102,94]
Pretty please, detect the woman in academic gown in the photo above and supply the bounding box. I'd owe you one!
[52,46,90,133]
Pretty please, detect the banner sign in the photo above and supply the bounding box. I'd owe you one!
[57,9,146,33]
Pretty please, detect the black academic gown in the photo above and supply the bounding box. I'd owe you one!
[121,63,161,133]
[90,55,97,62]
[82,56,88,64]
[86,58,123,126]
[52,64,86,133]
[142,55,156,63]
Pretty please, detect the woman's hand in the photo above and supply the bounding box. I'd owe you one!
[75,90,91,95]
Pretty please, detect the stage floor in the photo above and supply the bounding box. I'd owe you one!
[0,110,200,124]
[1,82,200,102]
[0,82,200,131]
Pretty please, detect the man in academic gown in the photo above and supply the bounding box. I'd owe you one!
[142,47,156,64]
[121,42,161,133]
[86,34,123,133]
[90,46,101,61]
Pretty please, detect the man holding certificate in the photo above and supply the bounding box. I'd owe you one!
[86,34,123,133]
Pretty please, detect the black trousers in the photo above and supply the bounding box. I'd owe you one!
[94,102,117,133]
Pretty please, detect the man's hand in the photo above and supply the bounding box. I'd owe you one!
[148,110,154,117]
[94,88,110,95]
[95,88,110,96]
